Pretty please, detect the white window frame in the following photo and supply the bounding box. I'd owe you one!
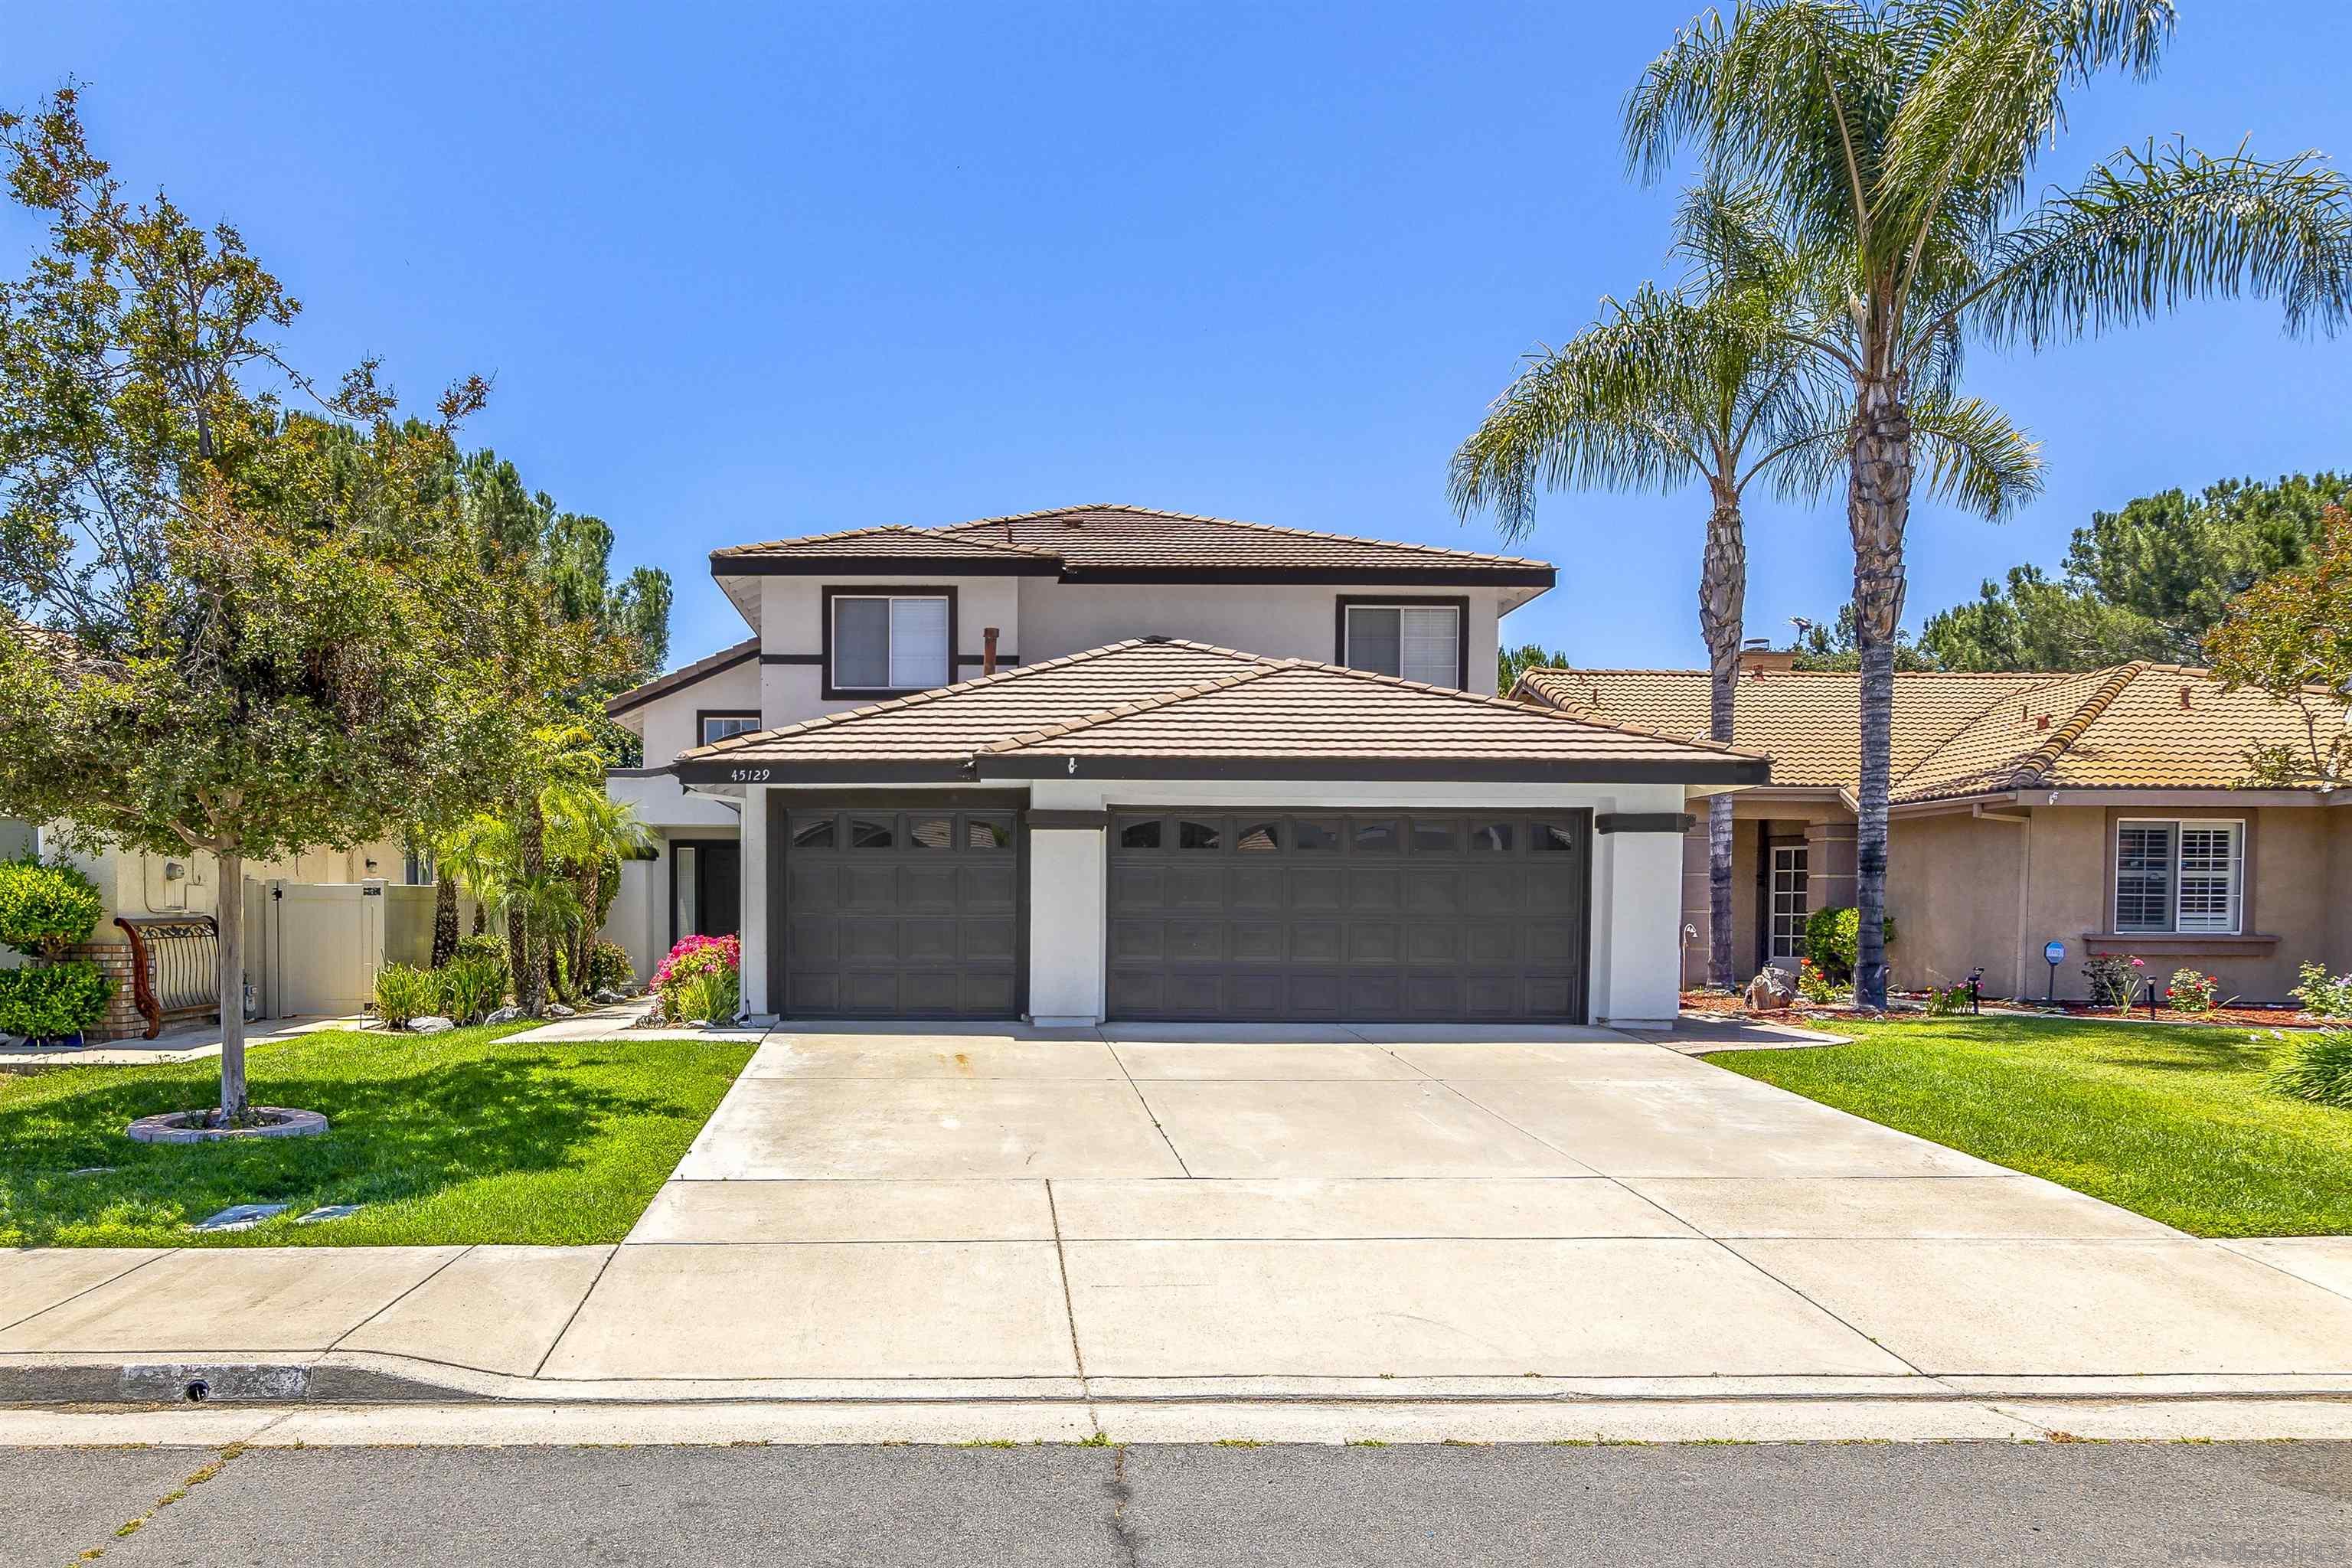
[2113,817,2244,935]
[1768,843,1810,962]
[698,711,762,746]
[828,592,950,694]
[1342,602,1463,689]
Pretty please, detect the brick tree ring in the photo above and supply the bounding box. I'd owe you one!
[126,1108,329,1144]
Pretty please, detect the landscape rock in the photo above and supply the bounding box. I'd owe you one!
[191,1203,289,1233]
[591,988,623,1006]
[408,1015,456,1035]
[296,1204,364,1224]
[483,1006,526,1026]
[1743,969,1798,1011]
[544,1002,577,1020]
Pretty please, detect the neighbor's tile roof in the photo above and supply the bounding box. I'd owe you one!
[677,637,1759,776]
[714,505,1553,578]
[1514,662,2352,799]
[1513,668,2043,787]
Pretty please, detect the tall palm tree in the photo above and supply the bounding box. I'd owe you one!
[543,781,652,995]
[1626,0,2352,1005]
[1451,182,2037,990]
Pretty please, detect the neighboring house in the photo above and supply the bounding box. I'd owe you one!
[1514,652,2352,1004]
[0,820,438,1037]
[602,504,1762,1026]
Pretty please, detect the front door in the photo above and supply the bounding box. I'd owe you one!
[671,840,742,948]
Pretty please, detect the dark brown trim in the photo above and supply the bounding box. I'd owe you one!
[714,554,1552,586]
[694,708,763,748]
[676,758,978,785]
[1595,812,1699,835]
[1026,809,1109,829]
[760,787,1028,807]
[717,553,1057,577]
[760,652,823,665]
[974,754,1770,785]
[1334,596,1472,689]
[821,585,959,702]
[605,639,761,717]
[956,652,1020,668]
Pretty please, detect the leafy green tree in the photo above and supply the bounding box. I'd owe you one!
[1497,642,1576,693]
[1628,0,2352,1005]
[1920,472,2351,668]
[0,91,566,1118]
[2203,505,2352,790]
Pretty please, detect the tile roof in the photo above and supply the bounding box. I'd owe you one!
[605,635,760,720]
[712,505,1553,582]
[1514,662,2352,800]
[675,638,1761,781]
[1513,668,2042,787]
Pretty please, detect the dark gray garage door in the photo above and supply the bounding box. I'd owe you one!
[1106,811,1589,1022]
[779,805,1022,1018]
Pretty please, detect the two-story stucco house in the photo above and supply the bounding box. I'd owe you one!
[601,505,1763,1027]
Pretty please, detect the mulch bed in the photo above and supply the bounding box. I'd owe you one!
[1680,990,2338,1031]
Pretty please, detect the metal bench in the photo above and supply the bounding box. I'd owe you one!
[113,916,222,1039]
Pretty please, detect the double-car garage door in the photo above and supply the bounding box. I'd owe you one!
[1106,810,1589,1022]
[776,802,1589,1022]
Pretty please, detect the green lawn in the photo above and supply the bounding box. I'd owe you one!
[1711,1016,2352,1237]
[0,1024,754,1247]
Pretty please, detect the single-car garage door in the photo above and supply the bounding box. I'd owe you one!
[1106,810,1589,1022]
[779,805,1022,1018]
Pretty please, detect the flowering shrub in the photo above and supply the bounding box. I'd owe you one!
[2165,969,2220,1014]
[2292,962,2352,1021]
[654,933,740,1024]
[1795,958,1841,1004]
[2082,952,2144,1013]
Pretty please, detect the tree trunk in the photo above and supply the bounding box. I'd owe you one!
[1699,485,1747,991]
[1847,377,1914,1011]
[576,854,603,991]
[430,874,458,968]
[518,795,547,1014]
[472,902,486,937]
[217,848,247,1121]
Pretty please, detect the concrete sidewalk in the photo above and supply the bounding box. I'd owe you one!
[4,1024,2352,1440]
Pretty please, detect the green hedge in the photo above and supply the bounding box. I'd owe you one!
[1802,906,1899,984]
[0,858,103,960]
[0,960,113,1040]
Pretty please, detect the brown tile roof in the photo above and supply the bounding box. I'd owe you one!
[605,635,760,720]
[712,505,1554,583]
[678,640,1274,766]
[675,638,1762,782]
[1514,663,2352,800]
[1514,668,2041,787]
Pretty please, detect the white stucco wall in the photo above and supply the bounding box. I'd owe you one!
[630,658,763,770]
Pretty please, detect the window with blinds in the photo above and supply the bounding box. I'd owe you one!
[2115,819,2243,934]
[831,594,950,691]
[1344,603,1461,688]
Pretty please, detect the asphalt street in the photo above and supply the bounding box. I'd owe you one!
[8,1440,2350,1566]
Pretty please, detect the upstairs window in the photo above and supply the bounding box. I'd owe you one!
[1343,603,1462,688]
[698,710,761,746]
[830,592,950,693]
[2115,819,2243,934]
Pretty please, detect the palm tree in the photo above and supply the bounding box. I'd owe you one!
[1626,0,2352,1005]
[1452,181,2037,991]
[543,781,652,996]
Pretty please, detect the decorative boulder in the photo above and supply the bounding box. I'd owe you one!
[484,1005,527,1025]
[591,987,623,1006]
[1743,969,1798,1011]
[408,1016,456,1035]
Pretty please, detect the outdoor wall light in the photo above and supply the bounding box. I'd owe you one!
[163,861,185,880]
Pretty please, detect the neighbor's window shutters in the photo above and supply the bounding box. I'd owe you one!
[2175,824,2243,933]
[1347,605,1459,688]
[2114,820,2242,934]
[833,597,890,689]
[888,596,949,689]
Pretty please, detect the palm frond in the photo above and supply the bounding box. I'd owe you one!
[1909,390,2043,520]
[1970,137,2352,345]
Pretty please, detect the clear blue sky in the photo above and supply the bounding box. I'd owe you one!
[9,4,2348,671]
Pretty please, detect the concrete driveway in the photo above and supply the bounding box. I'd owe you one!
[531,1021,2352,1396]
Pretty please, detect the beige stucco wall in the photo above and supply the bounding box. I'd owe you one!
[1886,812,2027,995]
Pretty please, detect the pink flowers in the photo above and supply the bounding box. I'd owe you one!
[652,933,739,990]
